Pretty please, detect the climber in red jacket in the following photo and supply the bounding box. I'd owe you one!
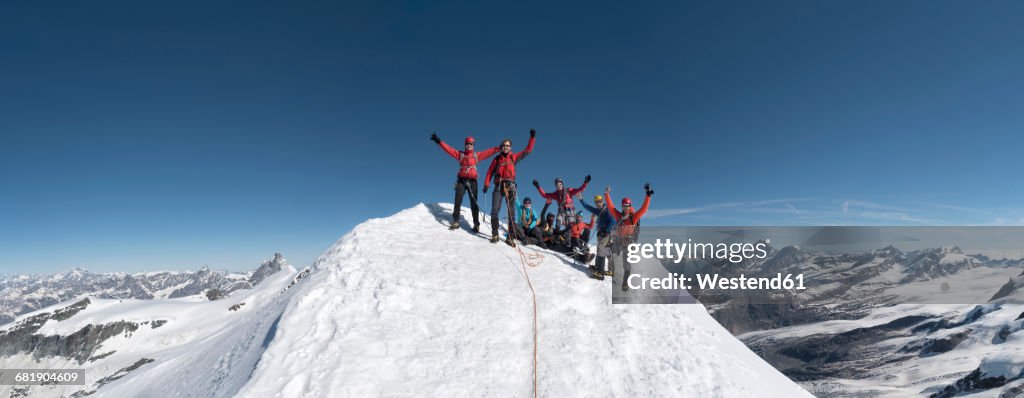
[568,211,597,265]
[431,133,501,232]
[605,183,654,291]
[483,129,536,244]
[532,175,589,229]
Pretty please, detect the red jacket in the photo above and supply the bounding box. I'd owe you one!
[536,180,588,209]
[484,136,535,188]
[570,216,596,239]
[605,193,651,239]
[436,141,500,180]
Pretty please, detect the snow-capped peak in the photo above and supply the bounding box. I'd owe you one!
[239,203,811,397]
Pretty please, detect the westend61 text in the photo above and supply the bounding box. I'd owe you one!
[626,273,807,291]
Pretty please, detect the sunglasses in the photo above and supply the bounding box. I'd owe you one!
[502,144,511,147]
[465,142,474,146]
[622,204,632,207]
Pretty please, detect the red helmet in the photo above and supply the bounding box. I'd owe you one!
[464,136,475,144]
[621,197,633,206]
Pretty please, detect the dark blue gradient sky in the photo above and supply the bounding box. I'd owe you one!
[2,1,1023,272]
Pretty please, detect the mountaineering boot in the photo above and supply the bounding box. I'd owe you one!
[621,283,629,292]
[448,221,460,230]
[589,269,605,280]
[505,237,517,247]
[472,224,480,234]
[490,235,501,244]
[603,269,613,277]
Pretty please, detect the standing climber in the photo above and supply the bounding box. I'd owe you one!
[430,133,500,232]
[532,175,589,229]
[605,183,654,292]
[483,129,536,245]
[579,193,616,279]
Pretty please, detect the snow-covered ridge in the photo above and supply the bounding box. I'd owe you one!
[0,257,306,398]
[0,253,290,326]
[238,203,811,397]
[0,204,811,397]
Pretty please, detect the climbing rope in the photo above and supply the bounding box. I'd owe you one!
[498,182,542,397]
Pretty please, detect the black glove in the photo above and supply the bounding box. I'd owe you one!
[532,179,540,188]
[644,183,654,196]
[430,132,440,144]
[483,186,489,194]
[584,174,591,183]
[529,129,536,138]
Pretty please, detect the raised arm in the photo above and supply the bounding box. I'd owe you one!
[476,145,501,160]
[533,179,547,196]
[604,189,622,221]
[514,130,536,162]
[431,133,462,160]
[578,199,598,214]
[569,175,590,196]
[633,183,654,220]
[633,195,651,220]
[541,199,552,220]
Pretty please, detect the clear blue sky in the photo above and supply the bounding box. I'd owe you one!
[2,1,1023,273]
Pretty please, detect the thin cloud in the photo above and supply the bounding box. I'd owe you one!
[842,200,913,213]
[645,198,817,219]
[933,203,989,213]
[645,198,1021,226]
[645,202,745,218]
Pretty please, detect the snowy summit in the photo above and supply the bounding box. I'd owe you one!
[0,203,809,397]
[239,203,809,397]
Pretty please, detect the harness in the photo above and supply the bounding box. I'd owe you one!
[611,212,641,253]
[457,151,478,174]
[520,207,537,228]
[550,187,581,229]
[495,153,516,174]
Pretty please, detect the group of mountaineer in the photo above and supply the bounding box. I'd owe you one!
[430,130,653,289]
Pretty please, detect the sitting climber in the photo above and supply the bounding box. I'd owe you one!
[567,211,596,265]
[512,197,545,247]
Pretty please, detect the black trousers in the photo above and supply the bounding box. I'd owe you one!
[595,230,611,271]
[453,178,480,227]
[611,239,633,289]
[514,224,547,248]
[570,228,591,251]
[490,180,516,237]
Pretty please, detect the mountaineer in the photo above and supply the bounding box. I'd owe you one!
[430,133,500,232]
[605,183,653,291]
[532,175,589,229]
[483,129,536,245]
[579,193,616,279]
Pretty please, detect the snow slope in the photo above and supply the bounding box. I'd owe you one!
[0,261,303,398]
[239,203,811,397]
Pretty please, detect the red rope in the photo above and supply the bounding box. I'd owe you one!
[499,183,542,397]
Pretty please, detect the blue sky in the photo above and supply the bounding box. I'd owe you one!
[2,1,1023,273]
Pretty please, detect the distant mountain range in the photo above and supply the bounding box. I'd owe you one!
[0,253,287,325]
[673,243,1024,396]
